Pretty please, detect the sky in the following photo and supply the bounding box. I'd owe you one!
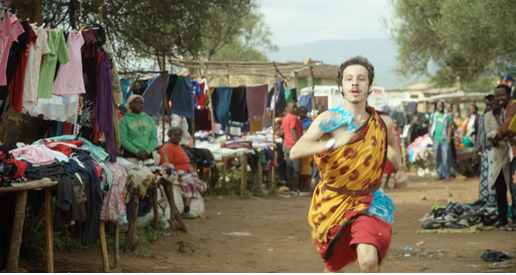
[259,0,394,48]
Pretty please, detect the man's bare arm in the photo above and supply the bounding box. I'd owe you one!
[382,115,408,187]
[290,112,356,160]
[291,128,298,142]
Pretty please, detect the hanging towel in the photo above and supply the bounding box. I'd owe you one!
[212,86,233,127]
[142,74,170,116]
[299,93,313,112]
[170,74,194,118]
[230,85,248,123]
[249,116,263,133]
[194,106,212,131]
[246,84,268,117]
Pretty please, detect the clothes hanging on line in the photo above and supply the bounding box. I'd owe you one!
[246,84,268,117]
[170,74,194,119]
[212,86,232,127]
[229,85,248,123]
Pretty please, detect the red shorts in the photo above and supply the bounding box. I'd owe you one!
[323,215,392,272]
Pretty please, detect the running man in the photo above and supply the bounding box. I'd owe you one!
[290,56,408,272]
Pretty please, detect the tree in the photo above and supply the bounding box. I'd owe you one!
[386,0,516,90]
[209,10,279,62]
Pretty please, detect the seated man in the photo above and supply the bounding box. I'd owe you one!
[159,127,207,219]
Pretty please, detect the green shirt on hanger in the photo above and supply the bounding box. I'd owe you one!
[37,30,70,99]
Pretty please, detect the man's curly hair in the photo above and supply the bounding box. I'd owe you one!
[336,56,375,87]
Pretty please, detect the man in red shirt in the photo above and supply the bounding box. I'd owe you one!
[281,100,303,195]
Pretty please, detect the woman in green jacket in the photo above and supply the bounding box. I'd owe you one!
[119,95,158,164]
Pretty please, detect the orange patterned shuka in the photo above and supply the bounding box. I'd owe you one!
[308,107,388,258]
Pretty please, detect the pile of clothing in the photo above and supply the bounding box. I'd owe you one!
[418,200,498,232]
[8,135,127,247]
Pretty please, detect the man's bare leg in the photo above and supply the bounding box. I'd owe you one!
[356,243,380,272]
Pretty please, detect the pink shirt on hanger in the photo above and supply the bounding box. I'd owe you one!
[0,13,24,86]
[52,31,85,96]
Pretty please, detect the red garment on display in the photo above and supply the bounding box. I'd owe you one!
[10,26,36,112]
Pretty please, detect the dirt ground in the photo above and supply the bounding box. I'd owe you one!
[45,171,516,273]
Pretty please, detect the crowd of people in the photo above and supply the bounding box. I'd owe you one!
[422,85,516,230]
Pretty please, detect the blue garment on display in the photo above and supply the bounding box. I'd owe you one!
[319,106,357,132]
[192,79,202,107]
[170,74,195,118]
[120,78,131,104]
[142,74,170,116]
[298,93,312,112]
[212,86,233,127]
[301,117,313,130]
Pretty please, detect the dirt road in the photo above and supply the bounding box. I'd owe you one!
[52,172,516,273]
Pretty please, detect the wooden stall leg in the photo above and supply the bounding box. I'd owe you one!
[256,160,263,192]
[222,159,227,188]
[167,181,175,228]
[153,185,159,234]
[210,167,217,190]
[267,168,272,190]
[124,193,139,252]
[114,224,120,269]
[99,220,110,272]
[7,190,28,272]
[173,205,188,233]
[240,154,248,198]
[45,189,54,273]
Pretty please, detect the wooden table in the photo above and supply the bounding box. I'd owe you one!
[0,178,57,273]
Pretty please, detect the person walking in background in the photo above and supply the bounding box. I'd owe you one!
[407,115,423,145]
[298,105,313,192]
[445,103,460,173]
[474,94,497,207]
[281,101,303,195]
[383,119,402,188]
[492,84,516,229]
[429,101,452,180]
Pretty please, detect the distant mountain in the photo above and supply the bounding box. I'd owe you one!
[266,38,423,90]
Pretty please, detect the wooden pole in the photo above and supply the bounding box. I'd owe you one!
[203,65,216,140]
[7,190,28,272]
[240,154,248,198]
[222,159,227,188]
[271,75,278,143]
[114,224,120,268]
[124,188,139,252]
[153,183,159,233]
[226,64,230,141]
[309,66,316,112]
[256,159,263,192]
[161,151,175,227]
[98,7,102,24]
[45,189,54,273]
[99,220,110,272]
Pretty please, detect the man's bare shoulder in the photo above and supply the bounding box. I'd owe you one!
[379,114,393,127]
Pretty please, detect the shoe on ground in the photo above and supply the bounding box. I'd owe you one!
[493,219,508,228]
[181,212,196,219]
[433,212,459,223]
[418,213,434,222]
[500,223,516,231]
[421,221,442,230]
[443,222,468,229]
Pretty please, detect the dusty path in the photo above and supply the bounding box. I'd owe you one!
[51,172,516,273]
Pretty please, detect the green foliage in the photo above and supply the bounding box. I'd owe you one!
[34,225,158,254]
[386,0,516,88]
[205,167,268,198]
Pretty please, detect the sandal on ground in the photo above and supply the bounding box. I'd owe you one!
[500,223,516,231]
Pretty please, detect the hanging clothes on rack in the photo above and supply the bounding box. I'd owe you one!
[170,74,194,118]
[38,30,70,99]
[95,51,116,162]
[246,83,268,117]
[53,30,85,96]
[211,86,232,127]
[141,73,170,116]
[22,23,51,107]
[0,12,24,86]
[8,19,31,112]
[229,85,248,123]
